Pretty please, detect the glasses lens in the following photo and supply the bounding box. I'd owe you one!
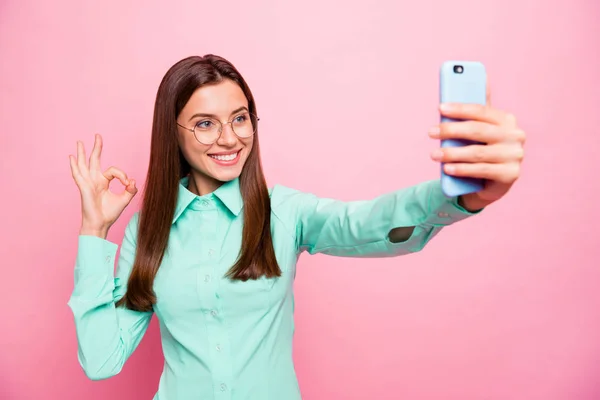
[192,113,257,144]
[193,118,220,144]
[231,112,256,138]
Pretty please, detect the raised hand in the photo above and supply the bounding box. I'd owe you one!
[69,134,138,238]
[429,82,526,211]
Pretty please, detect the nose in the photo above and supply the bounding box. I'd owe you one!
[216,123,237,147]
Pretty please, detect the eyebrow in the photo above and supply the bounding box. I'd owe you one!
[188,106,248,122]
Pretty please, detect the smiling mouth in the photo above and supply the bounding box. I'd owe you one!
[207,150,242,166]
[208,151,239,161]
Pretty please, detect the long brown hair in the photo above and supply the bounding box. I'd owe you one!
[116,55,280,312]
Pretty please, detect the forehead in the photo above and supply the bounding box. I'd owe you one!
[181,79,248,118]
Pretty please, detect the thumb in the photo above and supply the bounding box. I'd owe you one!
[123,179,138,197]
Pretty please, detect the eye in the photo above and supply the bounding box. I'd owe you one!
[195,119,214,130]
[233,113,248,124]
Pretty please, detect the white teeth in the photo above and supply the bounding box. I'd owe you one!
[210,152,238,161]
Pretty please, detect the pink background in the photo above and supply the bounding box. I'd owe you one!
[1,0,599,399]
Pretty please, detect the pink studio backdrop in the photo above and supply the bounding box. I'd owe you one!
[1,0,599,399]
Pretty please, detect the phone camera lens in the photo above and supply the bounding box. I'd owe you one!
[453,65,464,74]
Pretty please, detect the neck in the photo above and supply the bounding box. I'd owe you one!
[187,171,223,196]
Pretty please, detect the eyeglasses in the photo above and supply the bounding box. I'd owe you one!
[176,111,259,145]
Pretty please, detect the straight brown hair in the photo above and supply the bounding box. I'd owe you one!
[116,55,280,312]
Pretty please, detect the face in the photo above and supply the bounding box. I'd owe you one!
[176,79,254,195]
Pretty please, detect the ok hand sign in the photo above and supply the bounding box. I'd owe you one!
[69,134,138,238]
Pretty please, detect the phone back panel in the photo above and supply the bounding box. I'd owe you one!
[439,61,487,198]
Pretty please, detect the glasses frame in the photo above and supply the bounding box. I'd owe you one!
[176,112,260,145]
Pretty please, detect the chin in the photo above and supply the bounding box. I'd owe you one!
[209,163,246,183]
[213,170,243,182]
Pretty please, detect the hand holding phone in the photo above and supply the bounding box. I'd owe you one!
[439,61,487,197]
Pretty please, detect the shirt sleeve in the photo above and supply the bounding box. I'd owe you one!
[271,179,482,257]
[67,212,153,380]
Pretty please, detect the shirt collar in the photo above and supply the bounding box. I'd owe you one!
[172,176,243,223]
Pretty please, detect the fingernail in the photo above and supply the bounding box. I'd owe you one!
[428,126,440,137]
[440,103,452,112]
[430,149,444,160]
[445,164,456,173]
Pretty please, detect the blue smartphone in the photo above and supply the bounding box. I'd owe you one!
[439,60,487,197]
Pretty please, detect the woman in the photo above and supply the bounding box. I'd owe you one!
[67,55,525,399]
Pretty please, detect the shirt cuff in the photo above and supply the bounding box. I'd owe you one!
[425,184,483,226]
[76,235,119,275]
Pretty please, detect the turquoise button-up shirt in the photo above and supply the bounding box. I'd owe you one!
[67,177,479,399]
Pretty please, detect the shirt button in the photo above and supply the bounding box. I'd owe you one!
[438,212,450,218]
[204,275,211,282]
[220,383,227,391]
[211,310,218,317]
[216,344,221,351]
[208,249,215,256]
[105,256,111,263]
[201,200,209,206]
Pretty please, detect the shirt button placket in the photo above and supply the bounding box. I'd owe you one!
[208,282,233,398]
[196,199,232,399]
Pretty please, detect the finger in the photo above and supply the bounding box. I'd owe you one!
[103,166,129,187]
[118,180,138,208]
[431,143,524,164]
[89,134,103,172]
[431,121,504,144]
[443,162,521,183]
[69,155,84,186]
[486,78,491,106]
[124,179,138,196]
[431,121,526,144]
[76,141,89,175]
[439,102,506,125]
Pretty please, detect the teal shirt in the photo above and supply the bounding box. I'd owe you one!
[67,177,479,399]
